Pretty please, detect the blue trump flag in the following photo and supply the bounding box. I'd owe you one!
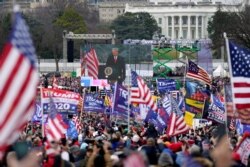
[84,93,105,112]
[206,94,225,124]
[67,120,78,139]
[157,78,176,94]
[113,83,128,116]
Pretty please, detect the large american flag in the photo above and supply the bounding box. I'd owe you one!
[46,97,67,141]
[186,59,211,85]
[130,71,158,112]
[166,95,189,136]
[82,48,99,79]
[229,41,250,110]
[0,9,38,157]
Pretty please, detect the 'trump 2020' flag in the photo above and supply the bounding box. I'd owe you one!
[130,71,158,112]
[228,41,250,110]
[186,59,211,85]
[0,6,39,157]
[113,83,128,115]
[82,48,99,79]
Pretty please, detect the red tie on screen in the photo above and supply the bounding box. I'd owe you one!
[114,56,117,63]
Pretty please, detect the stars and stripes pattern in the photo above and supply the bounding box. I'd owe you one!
[46,97,67,141]
[229,41,250,110]
[166,94,189,137]
[72,115,82,134]
[0,9,38,157]
[82,48,99,79]
[130,71,158,112]
[52,76,59,89]
[186,59,211,85]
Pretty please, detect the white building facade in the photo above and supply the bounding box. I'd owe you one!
[125,1,242,40]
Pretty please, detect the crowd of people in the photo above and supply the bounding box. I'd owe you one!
[0,111,249,167]
[1,74,249,167]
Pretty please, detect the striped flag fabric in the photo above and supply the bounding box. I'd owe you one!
[0,7,38,157]
[186,59,211,85]
[166,94,189,136]
[72,115,82,134]
[52,76,59,89]
[130,71,158,112]
[82,48,99,79]
[228,41,250,110]
[46,97,67,142]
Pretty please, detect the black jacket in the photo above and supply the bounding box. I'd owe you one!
[106,55,126,83]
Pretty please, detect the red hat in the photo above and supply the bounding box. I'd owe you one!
[232,152,241,161]
[168,142,182,152]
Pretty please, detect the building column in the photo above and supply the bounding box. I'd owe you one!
[165,16,169,38]
[204,16,208,38]
[201,15,205,39]
[171,15,174,40]
[179,15,183,39]
[195,15,199,39]
[187,15,191,39]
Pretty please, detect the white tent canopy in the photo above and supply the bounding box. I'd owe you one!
[213,64,228,77]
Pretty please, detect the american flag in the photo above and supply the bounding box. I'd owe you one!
[46,97,67,141]
[52,76,59,89]
[229,41,250,110]
[130,71,158,112]
[166,94,189,136]
[72,115,82,134]
[0,8,38,157]
[186,59,211,85]
[82,48,99,79]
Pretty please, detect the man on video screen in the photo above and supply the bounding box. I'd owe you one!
[105,48,126,84]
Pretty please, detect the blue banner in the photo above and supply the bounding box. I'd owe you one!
[67,120,78,139]
[145,109,166,133]
[207,95,225,124]
[84,93,105,112]
[113,83,128,116]
[157,78,176,94]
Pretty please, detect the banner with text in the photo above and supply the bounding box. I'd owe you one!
[41,88,81,114]
[84,93,105,112]
[113,83,128,116]
[157,78,176,94]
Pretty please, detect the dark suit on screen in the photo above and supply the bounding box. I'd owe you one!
[106,55,126,84]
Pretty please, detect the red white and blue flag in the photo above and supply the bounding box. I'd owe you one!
[130,71,158,112]
[0,7,39,157]
[82,48,99,79]
[46,97,68,142]
[186,59,211,85]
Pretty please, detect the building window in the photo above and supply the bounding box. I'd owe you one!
[199,27,202,38]
[174,16,179,25]
[191,16,196,25]
[158,18,162,24]
[168,28,172,38]
[192,29,195,39]
[175,29,179,39]
[183,29,187,39]
[182,16,188,25]
[168,16,172,25]
[198,16,202,25]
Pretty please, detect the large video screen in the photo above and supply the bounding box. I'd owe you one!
[81,44,153,84]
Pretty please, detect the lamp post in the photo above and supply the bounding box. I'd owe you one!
[63,30,67,71]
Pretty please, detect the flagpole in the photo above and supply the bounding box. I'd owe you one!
[223,32,235,133]
[127,65,131,133]
[40,87,45,138]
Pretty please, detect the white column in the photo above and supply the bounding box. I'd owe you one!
[187,15,191,39]
[195,15,199,39]
[201,15,205,39]
[179,15,182,39]
[204,16,208,38]
[171,16,174,40]
[165,16,169,38]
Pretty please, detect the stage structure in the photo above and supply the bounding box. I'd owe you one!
[62,30,116,71]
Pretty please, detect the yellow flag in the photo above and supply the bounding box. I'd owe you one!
[184,111,195,127]
[185,98,204,109]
